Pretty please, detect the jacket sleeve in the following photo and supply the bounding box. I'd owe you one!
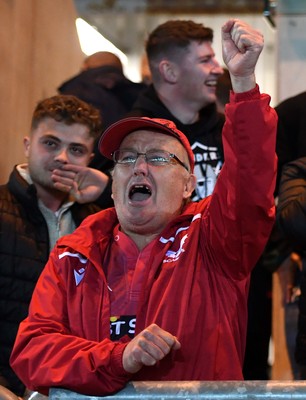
[9,249,131,396]
[277,157,306,249]
[205,85,277,279]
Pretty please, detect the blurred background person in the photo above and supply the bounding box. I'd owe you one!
[140,52,152,85]
[277,156,306,379]
[58,51,147,172]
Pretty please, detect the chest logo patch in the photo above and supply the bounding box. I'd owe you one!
[163,233,188,262]
[74,267,86,286]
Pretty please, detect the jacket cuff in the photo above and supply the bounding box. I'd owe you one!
[230,84,260,103]
[110,342,133,378]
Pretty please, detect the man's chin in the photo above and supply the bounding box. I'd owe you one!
[122,214,158,231]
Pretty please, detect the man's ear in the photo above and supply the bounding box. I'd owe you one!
[23,136,31,157]
[183,173,197,200]
[159,60,178,84]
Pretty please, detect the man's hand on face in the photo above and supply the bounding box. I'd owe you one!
[122,323,181,374]
[51,164,109,203]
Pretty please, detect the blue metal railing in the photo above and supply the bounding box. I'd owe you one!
[49,380,306,399]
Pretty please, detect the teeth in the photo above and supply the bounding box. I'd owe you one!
[134,185,151,193]
[129,184,152,197]
[206,81,217,87]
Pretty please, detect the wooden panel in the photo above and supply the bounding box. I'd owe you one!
[0,0,84,183]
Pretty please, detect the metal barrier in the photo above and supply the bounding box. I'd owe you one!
[23,390,48,400]
[49,380,306,399]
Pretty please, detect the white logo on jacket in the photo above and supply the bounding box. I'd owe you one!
[164,234,188,262]
[58,251,88,286]
[74,268,86,286]
[160,214,201,263]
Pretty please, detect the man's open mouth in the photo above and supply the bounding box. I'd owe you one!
[129,184,152,201]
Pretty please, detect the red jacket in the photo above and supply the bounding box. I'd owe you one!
[10,87,277,396]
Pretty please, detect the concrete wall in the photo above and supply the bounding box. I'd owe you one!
[276,5,306,103]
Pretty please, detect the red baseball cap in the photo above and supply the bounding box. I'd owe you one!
[98,117,195,172]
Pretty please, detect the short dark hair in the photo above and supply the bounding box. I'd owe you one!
[146,20,213,62]
[31,95,102,140]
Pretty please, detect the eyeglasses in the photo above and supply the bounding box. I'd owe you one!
[112,149,189,171]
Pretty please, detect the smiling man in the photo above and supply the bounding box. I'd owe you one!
[11,19,277,397]
[128,19,225,200]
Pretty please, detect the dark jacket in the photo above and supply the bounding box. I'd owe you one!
[127,84,225,200]
[58,65,147,172]
[277,157,306,249]
[275,91,306,192]
[277,157,306,365]
[0,167,100,396]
